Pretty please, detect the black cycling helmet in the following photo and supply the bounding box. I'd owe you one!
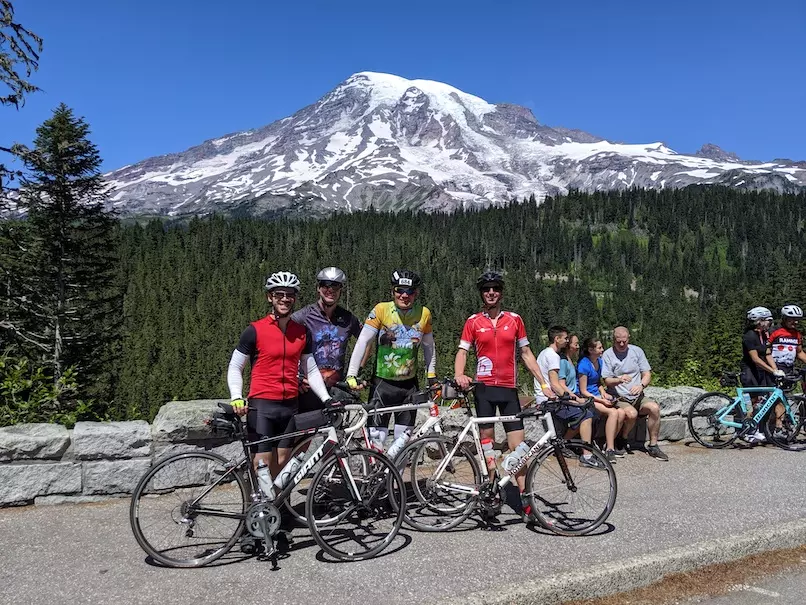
[477,270,504,290]
[391,269,421,288]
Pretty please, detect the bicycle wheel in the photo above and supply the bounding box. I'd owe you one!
[763,395,806,451]
[687,392,740,448]
[399,435,482,532]
[305,448,405,561]
[525,441,617,536]
[130,452,248,568]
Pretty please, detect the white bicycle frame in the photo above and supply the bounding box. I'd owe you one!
[358,400,443,450]
[430,408,559,496]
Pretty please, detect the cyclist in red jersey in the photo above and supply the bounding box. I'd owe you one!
[454,271,553,519]
[227,271,331,475]
[769,305,806,375]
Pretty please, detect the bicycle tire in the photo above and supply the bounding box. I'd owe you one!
[306,448,405,561]
[526,441,617,536]
[130,451,248,568]
[398,435,482,532]
[763,394,806,451]
[687,392,740,448]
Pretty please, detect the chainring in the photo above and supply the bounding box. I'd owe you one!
[478,482,501,515]
[246,502,282,538]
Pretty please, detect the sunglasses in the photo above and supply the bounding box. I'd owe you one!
[271,291,297,300]
[318,281,343,290]
[394,287,416,296]
[481,285,503,293]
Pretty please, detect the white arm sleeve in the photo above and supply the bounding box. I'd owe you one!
[347,324,378,377]
[302,354,331,402]
[422,332,437,377]
[227,350,249,400]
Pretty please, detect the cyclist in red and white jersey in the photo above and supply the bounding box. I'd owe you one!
[769,304,806,376]
[227,271,331,475]
[454,271,552,518]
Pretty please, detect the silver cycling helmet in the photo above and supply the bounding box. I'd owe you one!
[782,304,803,318]
[747,306,773,322]
[316,266,347,285]
[264,271,301,292]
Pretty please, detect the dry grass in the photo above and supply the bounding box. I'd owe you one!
[562,544,806,605]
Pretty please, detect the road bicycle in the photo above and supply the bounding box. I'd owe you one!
[281,384,445,524]
[129,397,405,567]
[400,386,618,536]
[687,370,806,450]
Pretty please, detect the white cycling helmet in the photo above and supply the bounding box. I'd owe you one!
[782,304,803,318]
[747,306,773,322]
[316,266,347,284]
[264,271,300,292]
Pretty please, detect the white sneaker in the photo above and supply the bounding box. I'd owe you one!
[747,431,766,443]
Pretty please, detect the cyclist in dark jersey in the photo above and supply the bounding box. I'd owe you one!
[227,271,331,475]
[740,306,783,443]
[454,271,552,519]
[275,267,362,464]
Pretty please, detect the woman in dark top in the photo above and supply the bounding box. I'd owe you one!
[741,306,782,442]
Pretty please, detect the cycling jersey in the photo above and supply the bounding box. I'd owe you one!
[364,302,433,381]
[236,315,312,400]
[768,326,801,369]
[458,311,529,388]
[291,303,361,383]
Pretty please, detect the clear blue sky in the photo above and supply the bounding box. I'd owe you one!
[3,0,805,171]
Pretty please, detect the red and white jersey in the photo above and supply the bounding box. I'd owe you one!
[769,326,802,368]
[459,311,529,388]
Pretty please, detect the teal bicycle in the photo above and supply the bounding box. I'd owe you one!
[687,370,806,451]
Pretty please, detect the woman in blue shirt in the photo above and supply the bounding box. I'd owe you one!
[577,337,627,462]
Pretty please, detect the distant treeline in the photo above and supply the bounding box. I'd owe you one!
[112,186,806,420]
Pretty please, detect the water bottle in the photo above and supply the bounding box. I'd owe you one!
[256,459,275,500]
[481,438,496,469]
[386,428,412,459]
[502,442,531,472]
[429,403,439,417]
[368,427,385,452]
[274,453,305,490]
[741,391,752,412]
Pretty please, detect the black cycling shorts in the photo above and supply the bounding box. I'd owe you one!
[247,398,298,453]
[740,366,774,389]
[367,377,418,428]
[474,384,523,432]
[276,389,326,450]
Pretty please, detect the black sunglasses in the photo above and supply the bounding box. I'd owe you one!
[481,285,503,293]
[394,287,416,295]
[318,281,343,289]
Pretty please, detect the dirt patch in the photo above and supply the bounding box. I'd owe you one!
[562,544,806,605]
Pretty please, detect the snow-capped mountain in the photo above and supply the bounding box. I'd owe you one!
[104,72,806,218]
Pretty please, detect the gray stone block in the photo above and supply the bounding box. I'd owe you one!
[152,440,243,463]
[34,494,127,506]
[72,421,151,460]
[658,417,689,442]
[644,387,686,417]
[151,399,223,442]
[0,462,82,506]
[82,459,152,495]
[0,423,71,461]
[669,386,707,416]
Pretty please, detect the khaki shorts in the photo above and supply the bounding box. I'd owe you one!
[614,393,647,410]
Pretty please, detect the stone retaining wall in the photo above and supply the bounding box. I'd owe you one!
[0,386,707,507]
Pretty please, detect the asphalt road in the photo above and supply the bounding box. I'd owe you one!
[1,442,805,605]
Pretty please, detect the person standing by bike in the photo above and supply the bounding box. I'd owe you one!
[275,267,363,466]
[345,270,437,450]
[742,306,784,443]
[453,271,553,519]
[226,271,332,476]
[769,305,806,376]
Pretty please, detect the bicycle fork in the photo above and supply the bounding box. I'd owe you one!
[552,444,578,493]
